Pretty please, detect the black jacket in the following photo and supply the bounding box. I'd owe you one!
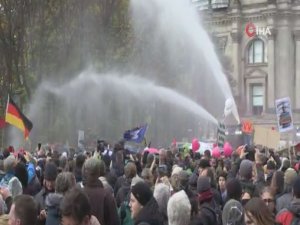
[134,197,164,225]
[190,202,217,225]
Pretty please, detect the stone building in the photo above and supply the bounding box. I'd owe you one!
[193,0,300,134]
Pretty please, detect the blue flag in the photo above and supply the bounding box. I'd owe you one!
[123,124,148,143]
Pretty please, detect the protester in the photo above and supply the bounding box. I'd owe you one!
[0,155,22,198]
[35,162,58,225]
[190,176,218,225]
[60,187,100,225]
[99,160,113,195]
[270,171,284,200]
[0,138,295,225]
[217,171,227,206]
[45,172,76,225]
[222,199,244,225]
[276,168,297,212]
[153,183,171,225]
[8,195,37,225]
[276,176,300,225]
[81,157,120,225]
[167,190,191,225]
[74,154,86,183]
[244,197,275,225]
[260,186,276,215]
[129,181,163,225]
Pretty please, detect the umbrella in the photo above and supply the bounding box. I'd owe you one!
[144,148,159,154]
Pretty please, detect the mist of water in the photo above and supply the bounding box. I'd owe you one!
[16,71,215,146]
[130,0,240,123]
[6,0,240,148]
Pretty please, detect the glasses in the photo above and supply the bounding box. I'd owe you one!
[263,198,274,203]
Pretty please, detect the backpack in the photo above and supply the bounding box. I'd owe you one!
[211,198,223,225]
[200,205,218,225]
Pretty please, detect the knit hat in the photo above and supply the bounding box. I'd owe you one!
[222,199,244,225]
[131,181,153,206]
[239,159,253,180]
[197,176,211,193]
[44,162,58,181]
[284,168,297,185]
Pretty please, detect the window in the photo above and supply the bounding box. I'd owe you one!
[192,0,229,9]
[248,39,267,64]
[191,0,209,10]
[251,84,263,115]
[211,0,229,9]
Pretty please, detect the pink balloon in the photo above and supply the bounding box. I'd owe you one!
[192,138,200,152]
[212,146,221,158]
[223,142,233,157]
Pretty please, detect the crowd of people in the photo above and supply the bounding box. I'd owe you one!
[0,140,299,225]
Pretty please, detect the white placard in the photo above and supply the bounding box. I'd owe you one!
[275,97,293,133]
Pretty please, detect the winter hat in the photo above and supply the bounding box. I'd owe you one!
[284,168,297,185]
[44,162,58,181]
[4,155,16,172]
[171,165,183,177]
[197,176,211,193]
[222,199,244,225]
[197,176,213,203]
[239,159,253,180]
[131,181,153,206]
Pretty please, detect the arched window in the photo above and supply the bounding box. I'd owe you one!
[248,39,267,64]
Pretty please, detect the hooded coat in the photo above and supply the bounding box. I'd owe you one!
[45,193,63,225]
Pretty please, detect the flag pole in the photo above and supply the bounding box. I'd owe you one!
[1,127,4,147]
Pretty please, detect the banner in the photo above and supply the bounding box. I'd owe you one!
[275,97,293,133]
[253,125,280,149]
[78,130,85,149]
[217,122,226,147]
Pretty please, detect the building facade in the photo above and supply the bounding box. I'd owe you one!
[193,0,300,131]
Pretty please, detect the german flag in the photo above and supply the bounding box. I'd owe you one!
[5,96,33,139]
